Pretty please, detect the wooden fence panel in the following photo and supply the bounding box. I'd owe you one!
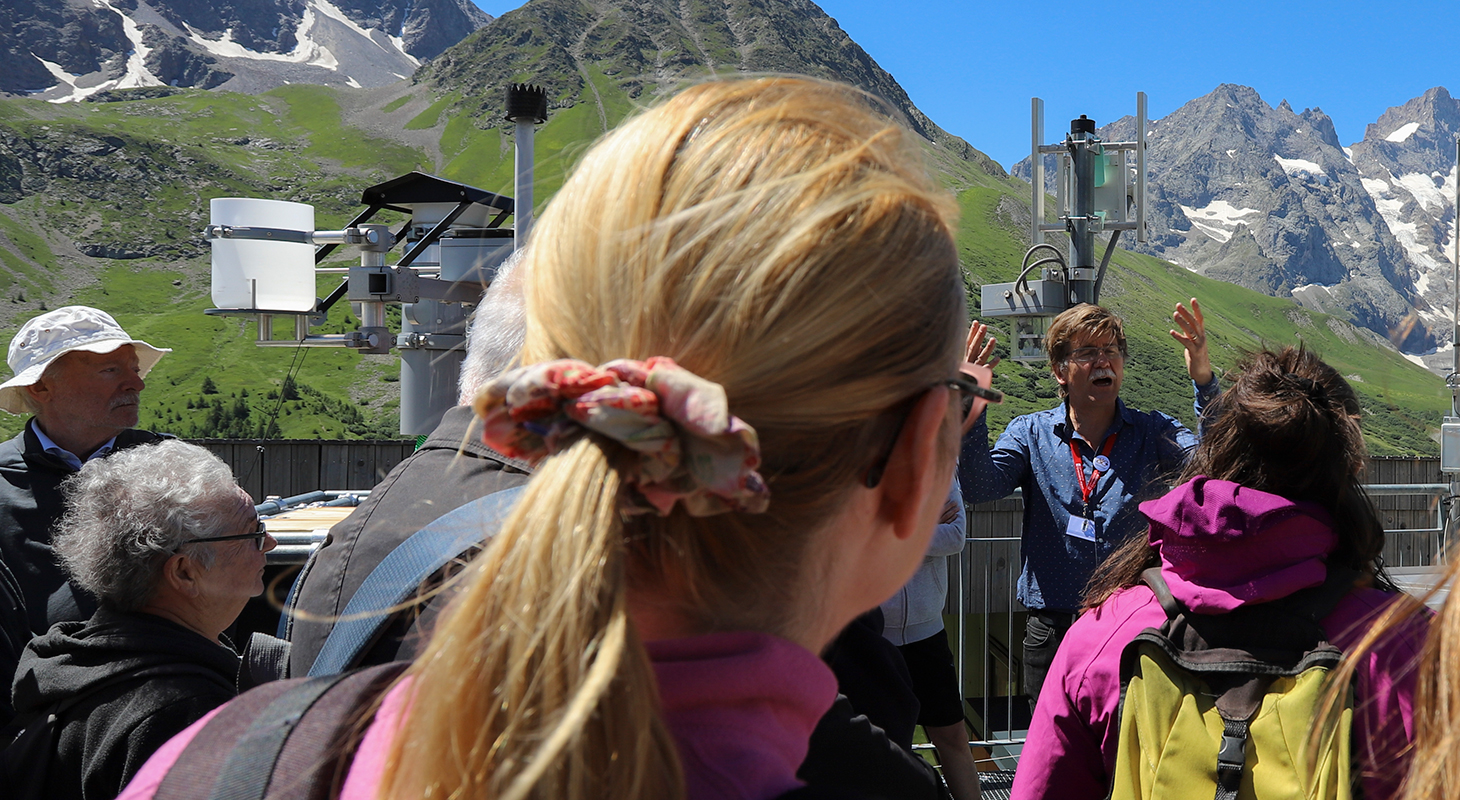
[187,439,416,502]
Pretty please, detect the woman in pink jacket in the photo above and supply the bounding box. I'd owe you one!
[1012,346,1426,800]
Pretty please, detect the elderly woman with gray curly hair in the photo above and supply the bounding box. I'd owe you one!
[3,439,275,800]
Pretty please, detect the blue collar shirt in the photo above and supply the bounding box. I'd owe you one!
[958,379,1219,612]
[30,419,116,472]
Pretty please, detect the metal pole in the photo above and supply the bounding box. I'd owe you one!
[1451,138,1459,558]
[1069,115,1097,305]
[505,84,549,252]
[1032,98,1045,246]
[514,120,534,249]
[1136,92,1148,244]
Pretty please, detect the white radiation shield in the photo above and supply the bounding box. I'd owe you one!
[210,198,317,312]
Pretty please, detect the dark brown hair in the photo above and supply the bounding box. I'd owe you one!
[1083,345,1392,611]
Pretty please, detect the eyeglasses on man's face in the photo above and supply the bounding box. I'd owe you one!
[182,518,269,551]
[1066,345,1125,365]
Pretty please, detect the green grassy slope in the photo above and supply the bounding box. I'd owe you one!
[0,88,428,441]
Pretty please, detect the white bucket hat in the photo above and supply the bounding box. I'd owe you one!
[0,306,171,414]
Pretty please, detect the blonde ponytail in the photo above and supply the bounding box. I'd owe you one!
[380,439,682,800]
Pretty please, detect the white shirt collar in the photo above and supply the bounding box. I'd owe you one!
[31,420,117,471]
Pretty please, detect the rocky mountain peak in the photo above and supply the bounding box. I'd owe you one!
[1,0,492,99]
[1017,83,1433,353]
[1298,106,1341,149]
[419,0,1003,175]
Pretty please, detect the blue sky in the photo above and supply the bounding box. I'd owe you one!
[468,0,1457,169]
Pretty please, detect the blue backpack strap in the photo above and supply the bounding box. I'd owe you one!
[306,486,524,677]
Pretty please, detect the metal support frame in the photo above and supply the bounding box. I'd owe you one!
[204,164,530,435]
[988,93,1150,361]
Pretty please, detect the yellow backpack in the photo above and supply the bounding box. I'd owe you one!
[1108,567,1356,800]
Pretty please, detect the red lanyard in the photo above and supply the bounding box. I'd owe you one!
[1070,432,1118,508]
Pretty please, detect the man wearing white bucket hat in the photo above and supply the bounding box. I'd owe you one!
[0,306,171,634]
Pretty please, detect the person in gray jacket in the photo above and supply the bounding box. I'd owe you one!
[881,475,982,800]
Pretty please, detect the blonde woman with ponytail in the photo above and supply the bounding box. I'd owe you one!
[118,76,985,800]
[383,74,984,800]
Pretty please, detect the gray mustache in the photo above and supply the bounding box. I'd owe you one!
[109,393,140,410]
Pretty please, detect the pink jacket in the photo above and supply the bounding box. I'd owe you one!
[119,630,836,800]
[1012,477,1427,800]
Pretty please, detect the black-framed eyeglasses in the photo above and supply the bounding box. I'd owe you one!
[864,366,1003,488]
[947,368,1002,426]
[182,519,269,551]
[1067,345,1125,365]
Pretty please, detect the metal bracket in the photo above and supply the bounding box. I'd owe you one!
[204,225,311,244]
[396,332,467,351]
[347,266,483,305]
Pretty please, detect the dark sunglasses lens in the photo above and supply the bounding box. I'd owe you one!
[961,391,977,421]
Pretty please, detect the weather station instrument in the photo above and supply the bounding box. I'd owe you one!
[980,93,1150,361]
[201,84,549,437]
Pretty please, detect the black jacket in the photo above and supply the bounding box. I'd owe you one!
[287,405,532,675]
[0,422,168,634]
[10,607,240,799]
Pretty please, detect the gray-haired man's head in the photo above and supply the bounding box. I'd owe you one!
[458,249,527,403]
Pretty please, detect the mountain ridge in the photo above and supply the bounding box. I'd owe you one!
[1,0,492,100]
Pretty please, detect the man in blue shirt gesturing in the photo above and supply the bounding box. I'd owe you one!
[959,299,1216,709]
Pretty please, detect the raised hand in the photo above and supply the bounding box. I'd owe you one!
[965,321,1001,368]
[1170,298,1213,386]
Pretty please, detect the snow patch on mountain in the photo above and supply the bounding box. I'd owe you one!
[312,0,420,67]
[1274,156,1329,184]
[1179,200,1261,243]
[1385,121,1421,143]
[42,0,164,102]
[1361,168,1455,276]
[1396,168,1456,214]
[189,8,339,69]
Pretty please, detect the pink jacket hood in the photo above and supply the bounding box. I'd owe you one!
[1140,476,1337,613]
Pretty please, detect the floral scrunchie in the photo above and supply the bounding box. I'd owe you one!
[474,357,770,516]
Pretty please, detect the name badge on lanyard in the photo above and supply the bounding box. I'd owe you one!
[1065,514,1097,541]
[1067,431,1117,543]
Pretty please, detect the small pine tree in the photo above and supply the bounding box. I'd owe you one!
[201,376,219,395]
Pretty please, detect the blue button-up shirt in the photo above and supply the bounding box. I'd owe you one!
[959,380,1219,612]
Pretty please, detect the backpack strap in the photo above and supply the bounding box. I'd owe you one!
[1140,567,1181,617]
[240,632,292,688]
[305,486,523,677]
[1215,717,1249,800]
[156,662,408,800]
